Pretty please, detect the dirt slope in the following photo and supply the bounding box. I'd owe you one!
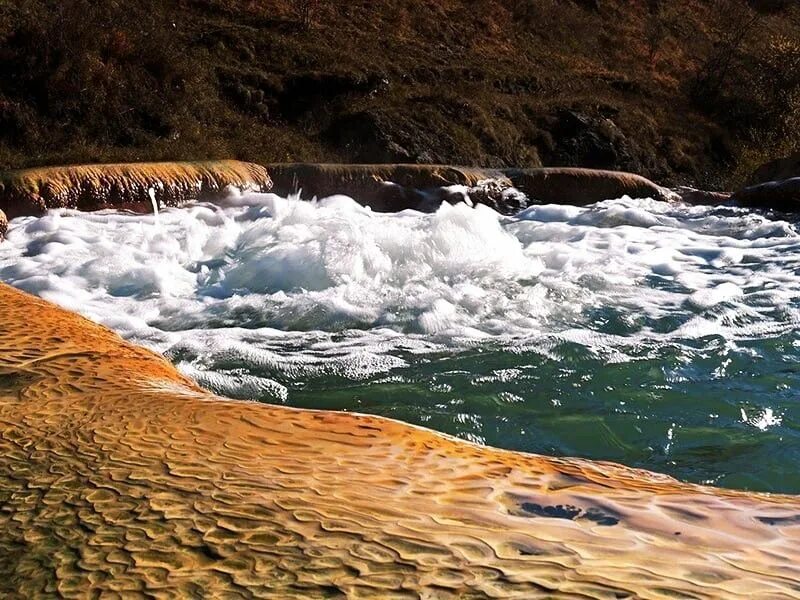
[0,0,798,188]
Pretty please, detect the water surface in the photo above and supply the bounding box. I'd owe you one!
[1,192,798,493]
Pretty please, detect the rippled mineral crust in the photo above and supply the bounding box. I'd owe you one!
[0,161,272,218]
[0,282,799,599]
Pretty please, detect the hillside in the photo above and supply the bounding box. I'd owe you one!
[0,0,798,188]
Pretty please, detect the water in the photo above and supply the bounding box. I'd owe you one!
[1,191,799,494]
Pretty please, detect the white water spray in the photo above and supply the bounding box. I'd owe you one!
[0,193,799,372]
[148,187,160,226]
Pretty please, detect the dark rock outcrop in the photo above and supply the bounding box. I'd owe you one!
[733,178,800,211]
[536,109,667,178]
[0,161,272,219]
[747,152,800,186]
[733,153,800,211]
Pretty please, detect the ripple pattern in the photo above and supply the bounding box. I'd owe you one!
[0,283,799,598]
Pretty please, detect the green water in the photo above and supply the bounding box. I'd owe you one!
[3,196,800,494]
[192,333,800,494]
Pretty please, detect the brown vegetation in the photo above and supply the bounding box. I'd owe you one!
[0,0,798,188]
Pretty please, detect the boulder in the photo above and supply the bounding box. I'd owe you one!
[732,177,800,211]
[0,161,272,219]
[502,167,677,204]
[266,163,512,211]
[746,152,800,186]
[537,109,667,177]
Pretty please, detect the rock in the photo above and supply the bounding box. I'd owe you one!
[0,210,6,240]
[673,186,732,206]
[0,161,272,219]
[748,0,792,14]
[266,163,512,211]
[738,152,800,210]
[747,152,800,186]
[325,112,417,164]
[539,109,658,175]
[732,178,800,211]
[1,282,799,597]
[0,161,677,220]
[266,163,675,211]
[502,167,677,204]
[325,99,541,168]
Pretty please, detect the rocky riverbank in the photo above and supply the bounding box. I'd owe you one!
[0,281,799,597]
[3,158,800,236]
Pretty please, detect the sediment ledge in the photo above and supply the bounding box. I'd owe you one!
[0,160,272,219]
[501,167,676,204]
[267,163,676,210]
[0,162,676,224]
[6,160,800,222]
[0,282,798,598]
[267,163,506,196]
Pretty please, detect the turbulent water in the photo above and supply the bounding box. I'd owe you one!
[2,191,799,493]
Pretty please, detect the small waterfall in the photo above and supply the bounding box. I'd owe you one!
[148,188,160,226]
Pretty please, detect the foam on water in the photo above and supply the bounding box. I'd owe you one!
[5,193,797,344]
[2,192,800,492]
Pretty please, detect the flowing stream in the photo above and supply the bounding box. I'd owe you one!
[2,191,799,493]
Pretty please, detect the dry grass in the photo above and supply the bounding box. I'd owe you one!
[0,0,798,187]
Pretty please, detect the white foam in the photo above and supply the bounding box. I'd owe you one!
[1,192,799,394]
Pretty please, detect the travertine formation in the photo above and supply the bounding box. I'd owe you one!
[1,282,799,598]
[267,163,505,197]
[0,161,272,218]
[502,167,676,204]
[0,161,675,220]
[267,163,513,212]
[267,163,675,210]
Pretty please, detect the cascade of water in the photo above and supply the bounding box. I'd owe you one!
[0,193,798,491]
[148,187,160,226]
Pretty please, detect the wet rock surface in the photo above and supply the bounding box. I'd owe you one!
[673,186,732,206]
[0,160,780,219]
[267,163,514,212]
[729,153,800,211]
[502,167,676,205]
[733,177,800,211]
[0,161,272,219]
[267,163,675,212]
[0,282,799,597]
